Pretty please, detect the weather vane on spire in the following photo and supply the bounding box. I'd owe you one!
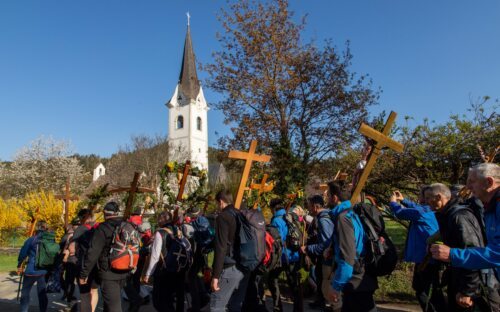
[186,11,191,26]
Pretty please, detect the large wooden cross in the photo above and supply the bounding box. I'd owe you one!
[229,140,271,209]
[176,160,191,202]
[55,177,79,227]
[350,111,404,204]
[108,172,156,219]
[247,174,274,209]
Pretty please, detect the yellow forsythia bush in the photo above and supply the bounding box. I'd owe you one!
[0,197,26,243]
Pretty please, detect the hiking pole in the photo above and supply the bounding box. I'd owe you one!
[17,262,26,302]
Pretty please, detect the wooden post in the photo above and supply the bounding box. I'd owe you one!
[27,207,41,237]
[247,174,274,209]
[228,140,271,209]
[350,111,404,204]
[176,161,191,202]
[55,177,79,227]
[108,172,156,219]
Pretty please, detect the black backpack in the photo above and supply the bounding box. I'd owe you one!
[230,209,266,272]
[353,202,398,277]
[282,213,304,252]
[158,226,193,273]
[258,224,283,273]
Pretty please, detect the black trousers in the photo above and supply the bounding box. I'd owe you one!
[268,262,303,312]
[100,278,126,312]
[153,270,186,312]
[413,262,446,312]
[187,251,210,311]
[242,270,267,312]
[341,291,377,312]
[63,262,77,301]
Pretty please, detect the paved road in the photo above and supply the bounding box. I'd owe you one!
[0,272,419,312]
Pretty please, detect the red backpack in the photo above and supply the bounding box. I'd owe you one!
[108,221,141,271]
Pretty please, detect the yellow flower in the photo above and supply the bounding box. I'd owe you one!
[167,162,175,172]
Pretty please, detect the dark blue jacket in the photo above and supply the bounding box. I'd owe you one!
[330,201,365,292]
[450,190,500,281]
[271,209,299,264]
[17,231,48,276]
[307,209,334,257]
[389,199,439,263]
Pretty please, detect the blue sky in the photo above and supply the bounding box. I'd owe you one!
[0,0,499,161]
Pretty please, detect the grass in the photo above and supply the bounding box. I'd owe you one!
[0,253,18,272]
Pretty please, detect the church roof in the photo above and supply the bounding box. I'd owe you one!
[178,25,200,101]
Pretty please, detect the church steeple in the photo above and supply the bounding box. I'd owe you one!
[178,20,200,102]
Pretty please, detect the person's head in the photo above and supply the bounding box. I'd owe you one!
[77,208,93,224]
[467,163,500,204]
[308,195,325,216]
[289,205,305,217]
[103,201,121,219]
[424,183,451,211]
[269,198,284,213]
[418,185,430,205]
[327,181,351,207]
[215,189,233,210]
[157,210,173,227]
[186,206,201,218]
[36,221,48,232]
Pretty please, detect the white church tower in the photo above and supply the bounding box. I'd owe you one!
[166,17,209,170]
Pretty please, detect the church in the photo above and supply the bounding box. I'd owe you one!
[166,19,209,171]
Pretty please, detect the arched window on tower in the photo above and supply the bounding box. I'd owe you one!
[197,117,202,131]
[177,115,184,129]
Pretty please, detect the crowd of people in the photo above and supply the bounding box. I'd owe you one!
[16,162,499,312]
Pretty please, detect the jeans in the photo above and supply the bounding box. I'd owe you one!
[210,265,250,312]
[20,274,48,312]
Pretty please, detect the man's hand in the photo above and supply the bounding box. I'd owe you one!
[326,286,340,304]
[141,276,150,284]
[299,245,307,254]
[16,266,23,275]
[211,278,220,292]
[79,277,88,285]
[456,293,473,308]
[430,244,451,262]
[390,191,404,203]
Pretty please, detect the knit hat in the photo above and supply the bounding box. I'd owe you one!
[103,201,120,216]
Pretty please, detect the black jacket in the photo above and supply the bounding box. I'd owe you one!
[212,204,237,279]
[436,198,485,297]
[80,218,129,281]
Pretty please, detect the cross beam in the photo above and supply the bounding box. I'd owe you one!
[55,177,79,227]
[108,172,156,219]
[229,140,271,209]
[247,174,274,209]
[350,111,404,204]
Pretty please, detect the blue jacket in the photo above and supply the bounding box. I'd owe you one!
[330,201,365,292]
[17,231,48,276]
[271,209,299,264]
[307,209,334,257]
[450,190,500,280]
[389,199,439,263]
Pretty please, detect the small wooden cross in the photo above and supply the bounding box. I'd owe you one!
[350,111,404,204]
[27,206,41,237]
[247,174,274,209]
[176,160,191,202]
[229,140,271,209]
[55,177,79,227]
[108,172,156,219]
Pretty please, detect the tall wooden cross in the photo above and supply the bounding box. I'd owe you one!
[176,160,191,202]
[108,172,156,219]
[55,177,79,227]
[350,111,404,204]
[247,174,274,209]
[229,140,271,209]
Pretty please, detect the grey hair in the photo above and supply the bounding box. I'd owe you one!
[427,183,451,200]
[469,163,500,182]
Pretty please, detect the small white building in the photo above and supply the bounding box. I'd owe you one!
[166,21,209,171]
[92,163,106,181]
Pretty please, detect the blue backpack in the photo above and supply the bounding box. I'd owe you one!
[191,216,214,252]
[158,226,193,273]
[230,209,266,272]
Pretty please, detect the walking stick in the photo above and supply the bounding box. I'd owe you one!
[17,262,25,302]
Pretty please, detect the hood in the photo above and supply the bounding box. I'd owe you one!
[274,208,287,218]
[331,200,352,218]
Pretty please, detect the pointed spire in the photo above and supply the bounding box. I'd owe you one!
[178,16,200,102]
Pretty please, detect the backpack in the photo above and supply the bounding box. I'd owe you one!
[108,221,141,271]
[158,226,193,273]
[260,224,282,272]
[35,231,60,271]
[353,202,398,277]
[230,209,266,272]
[282,213,304,252]
[191,216,215,253]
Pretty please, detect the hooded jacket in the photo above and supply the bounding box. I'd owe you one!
[271,208,300,264]
[17,231,48,276]
[389,199,439,263]
[450,189,500,282]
